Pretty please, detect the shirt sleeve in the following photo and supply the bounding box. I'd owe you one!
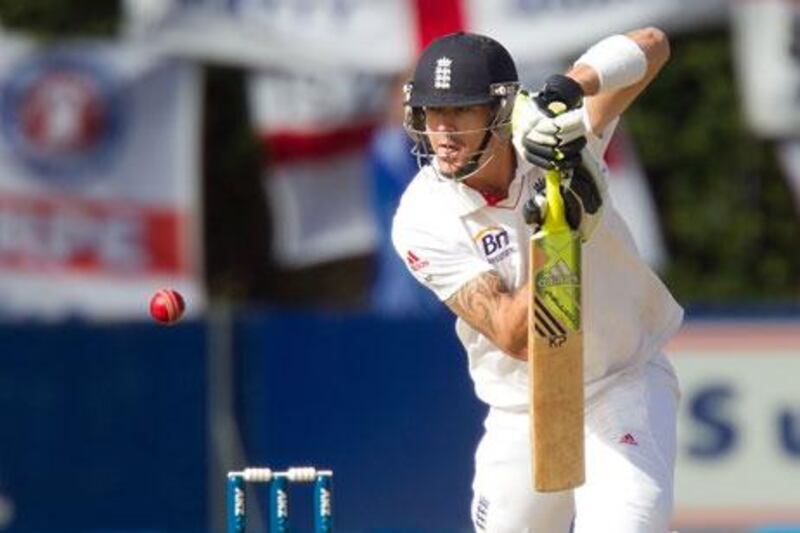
[586,115,619,159]
[391,217,492,302]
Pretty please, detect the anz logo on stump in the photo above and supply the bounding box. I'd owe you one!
[1,52,127,183]
[474,226,515,265]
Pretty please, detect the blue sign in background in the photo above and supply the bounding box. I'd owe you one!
[236,312,485,531]
[0,311,485,531]
[2,309,797,531]
[0,321,208,531]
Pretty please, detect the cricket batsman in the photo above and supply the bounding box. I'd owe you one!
[392,29,683,532]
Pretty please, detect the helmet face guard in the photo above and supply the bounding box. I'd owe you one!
[402,32,520,181]
[403,82,520,181]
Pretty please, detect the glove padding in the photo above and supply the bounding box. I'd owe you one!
[523,147,607,242]
[534,73,584,114]
[522,135,586,171]
[512,100,588,170]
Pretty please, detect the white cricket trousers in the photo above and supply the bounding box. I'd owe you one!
[471,354,680,533]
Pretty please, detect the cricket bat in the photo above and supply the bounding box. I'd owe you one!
[528,102,585,492]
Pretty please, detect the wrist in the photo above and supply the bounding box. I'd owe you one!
[565,65,600,97]
[574,34,647,92]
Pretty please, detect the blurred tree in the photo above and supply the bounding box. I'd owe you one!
[626,31,800,303]
[0,0,119,37]
[202,67,270,301]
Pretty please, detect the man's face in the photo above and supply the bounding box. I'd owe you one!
[424,105,492,176]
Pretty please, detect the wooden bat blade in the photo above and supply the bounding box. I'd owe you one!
[530,226,585,492]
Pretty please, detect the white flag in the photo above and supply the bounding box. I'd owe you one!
[248,71,389,267]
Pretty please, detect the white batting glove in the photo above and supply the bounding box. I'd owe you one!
[511,91,588,150]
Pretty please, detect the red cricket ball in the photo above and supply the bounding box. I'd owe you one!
[149,288,186,325]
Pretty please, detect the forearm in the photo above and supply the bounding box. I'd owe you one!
[445,273,530,361]
[494,281,530,360]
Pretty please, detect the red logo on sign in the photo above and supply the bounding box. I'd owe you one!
[619,433,638,446]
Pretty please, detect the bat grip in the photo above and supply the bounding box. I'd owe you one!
[542,100,569,233]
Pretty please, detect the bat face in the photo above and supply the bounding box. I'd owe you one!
[529,170,585,492]
[533,236,580,338]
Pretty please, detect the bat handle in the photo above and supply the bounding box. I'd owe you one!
[542,101,569,233]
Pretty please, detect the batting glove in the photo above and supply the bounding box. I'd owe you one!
[523,147,607,241]
[562,147,606,241]
[512,75,588,170]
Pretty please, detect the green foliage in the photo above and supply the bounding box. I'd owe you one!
[626,31,800,303]
[0,0,119,38]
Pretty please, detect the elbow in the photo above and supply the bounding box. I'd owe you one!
[629,26,670,72]
[495,328,528,361]
[642,26,671,68]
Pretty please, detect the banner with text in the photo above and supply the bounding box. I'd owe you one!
[668,321,800,528]
[0,37,203,320]
[128,0,727,72]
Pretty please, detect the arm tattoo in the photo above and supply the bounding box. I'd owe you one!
[445,272,510,339]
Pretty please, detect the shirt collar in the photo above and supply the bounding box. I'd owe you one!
[435,150,539,217]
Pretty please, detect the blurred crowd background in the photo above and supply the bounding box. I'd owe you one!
[0,0,797,532]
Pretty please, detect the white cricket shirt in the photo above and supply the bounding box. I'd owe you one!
[391,121,683,410]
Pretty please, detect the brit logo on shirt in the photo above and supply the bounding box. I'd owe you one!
[474,227,514,265]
